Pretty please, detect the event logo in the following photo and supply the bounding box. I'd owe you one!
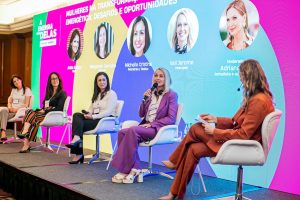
[36,20,57,47]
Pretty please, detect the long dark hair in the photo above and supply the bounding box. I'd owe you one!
[92,72,110,103]
[44,72,63,101]
[130,16,150,56]
[10,75,26,95]
[95,23,108,59]
[239,59,273,102]
[68,29,81,61]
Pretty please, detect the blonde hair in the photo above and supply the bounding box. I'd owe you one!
[152,67,172,93]
[172,9,193,49]
[226,0,249,40]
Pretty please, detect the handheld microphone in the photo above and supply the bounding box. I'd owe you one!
[143,83,158,101]
[237,84,243,92]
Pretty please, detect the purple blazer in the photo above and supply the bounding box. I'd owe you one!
[139,89,178,131]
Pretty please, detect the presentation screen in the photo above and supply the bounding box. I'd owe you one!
[32,0,287,193]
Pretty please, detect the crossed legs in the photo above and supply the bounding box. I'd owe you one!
[162,124,216,199]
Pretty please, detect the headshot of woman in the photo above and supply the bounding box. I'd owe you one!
[68,29,82,61]
[0,75,32,143]
[220,0,259,50]
[168,8,198,54]
[111,67,178,184]
[94,23,114,59]
[128,16,151,57]
[66,72,117,164]
[17,72,67,153]
[159,59,274,200]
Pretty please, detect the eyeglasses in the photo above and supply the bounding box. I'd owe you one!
[51,77,59,81]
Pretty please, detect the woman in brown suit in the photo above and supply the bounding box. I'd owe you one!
[159,59,275,200]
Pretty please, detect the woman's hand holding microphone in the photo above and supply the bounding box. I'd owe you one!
[143,89,152,102]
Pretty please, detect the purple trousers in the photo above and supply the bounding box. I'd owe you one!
[111,125,156,174]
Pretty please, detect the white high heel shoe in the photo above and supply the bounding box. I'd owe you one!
[122,168,143,184]
[112,173,127,183]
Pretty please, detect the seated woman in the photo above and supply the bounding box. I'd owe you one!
[66,72,117,164]
[159,59,275,200]
[17,72,67,153]
[111,67,178,184]
[0,75,32,143]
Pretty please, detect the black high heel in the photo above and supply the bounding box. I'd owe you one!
[19,147,31,153]
[0,137,7,144]
[17,132,30,139]
[65,139,82,148]
[68,155,84,164]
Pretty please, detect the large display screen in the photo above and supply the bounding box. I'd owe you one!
[32,0,296,195]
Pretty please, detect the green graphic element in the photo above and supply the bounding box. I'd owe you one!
[32,13,47,137]
[32,13,48,109]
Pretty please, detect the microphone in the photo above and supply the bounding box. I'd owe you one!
[237,84,243,92]
[143,83,158,101]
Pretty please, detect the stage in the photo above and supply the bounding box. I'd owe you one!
[0,140,297,200]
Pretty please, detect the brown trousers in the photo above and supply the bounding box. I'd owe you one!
[22,109,46,141]
[169,123,216,199]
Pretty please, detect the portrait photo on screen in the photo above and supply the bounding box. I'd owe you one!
[67,28,84,61]
[127,16,152,57]
[219,0,259,51]
[167,8,199,54]
[94,22,114,59]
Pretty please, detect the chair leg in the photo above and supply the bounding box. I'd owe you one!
[88,134,100,165]
[235,165,252,200]
[196,164,207,192]
[215,166,251,200]
[31,137,43,149]
[148,146,153,173]
[106,140,117,170]
[191,164,207,195]
[68,124,71,157]
[56,123,69,155]
[45,127,49,147]
[31,128,53,152]
[142,146,174,180]
[4,122,22,144]
[45,127,53,151]
[14,122,17,139]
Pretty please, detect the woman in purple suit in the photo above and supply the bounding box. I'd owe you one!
[111,67,178,184]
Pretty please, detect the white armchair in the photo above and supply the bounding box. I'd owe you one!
[139,103,183,179]
[84,100,124,165]
[34,96,71,151]
[5,95,34,144]
[210,109,282,200]
[109,104,184,178]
